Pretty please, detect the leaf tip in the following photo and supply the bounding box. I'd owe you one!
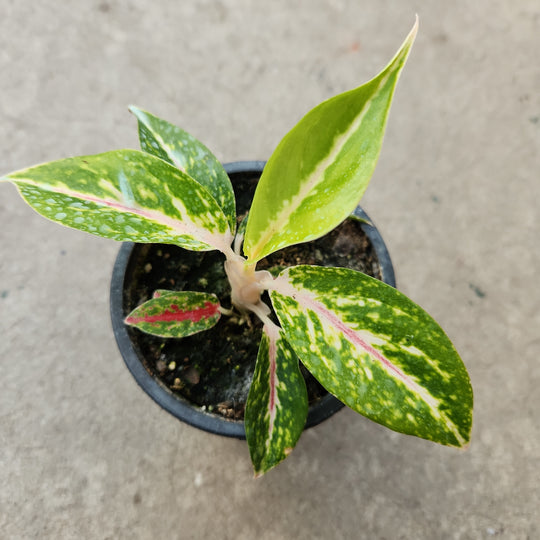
[389,16,419,70]
[128,105,147,121]
[410,14,419,42]
[399,15,419,57]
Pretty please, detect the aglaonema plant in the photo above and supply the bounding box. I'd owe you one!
[1,19,473,476]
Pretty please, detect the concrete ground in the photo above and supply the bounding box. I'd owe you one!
[1,1,538,538]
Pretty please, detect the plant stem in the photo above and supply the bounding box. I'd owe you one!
[223,252,273,321]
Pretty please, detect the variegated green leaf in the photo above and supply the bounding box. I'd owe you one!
[245,323,308,476]
[2,150,233,253]
[130,106,236,232]
[125,291,221,338]
[268,264,473,448]
[244,19,418,262]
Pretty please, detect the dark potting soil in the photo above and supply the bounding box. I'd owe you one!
[123,171,382,422]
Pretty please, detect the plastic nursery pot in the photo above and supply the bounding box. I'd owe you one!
[110,161,396,439]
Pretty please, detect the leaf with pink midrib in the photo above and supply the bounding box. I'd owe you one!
[245,323,308,476]
[3,149,233,254]
[269,265,473,448]
[125,291,221,338]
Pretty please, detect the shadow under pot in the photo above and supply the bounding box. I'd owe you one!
[110,161,396,439]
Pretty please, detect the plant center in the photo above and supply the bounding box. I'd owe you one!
[224,255,272,318]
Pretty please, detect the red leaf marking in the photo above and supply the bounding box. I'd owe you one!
[126,300,219,325]
[319,302,405,379]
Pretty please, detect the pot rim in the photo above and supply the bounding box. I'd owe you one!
[110,161,396,439]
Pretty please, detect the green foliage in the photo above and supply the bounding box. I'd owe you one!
[245,324,308,476]
[269,266,472,447]
[125,290,221,338]
[1,19,473,477]
[4,150,233,253]
[243,19,417,262]
[129,106,236,232]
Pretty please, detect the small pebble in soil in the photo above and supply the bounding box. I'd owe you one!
[183,367,200,385]
[156,360,166,373]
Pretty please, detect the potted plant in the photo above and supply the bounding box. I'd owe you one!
[1,18,473,476]
[109,159,397,440]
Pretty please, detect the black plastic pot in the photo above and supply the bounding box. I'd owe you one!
[110,161,396,439]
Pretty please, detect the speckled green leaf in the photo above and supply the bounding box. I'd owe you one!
[269,264,473,448]
[2,150,233,253]
[125,291,220,338]
[244,19,418,262]
[130,106,236,232]
[245,323,308,476]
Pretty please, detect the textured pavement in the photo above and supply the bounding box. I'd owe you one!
[1,1,539,539]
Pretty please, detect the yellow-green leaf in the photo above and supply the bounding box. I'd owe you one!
[244,19,418,262]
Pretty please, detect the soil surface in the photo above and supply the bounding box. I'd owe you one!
[123,170,382,421]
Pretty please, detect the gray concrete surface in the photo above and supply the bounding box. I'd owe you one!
[1,1,538,539]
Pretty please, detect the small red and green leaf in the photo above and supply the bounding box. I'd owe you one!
[269,265,473,448]
[245,323,308,476]
[125,291,221,338]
